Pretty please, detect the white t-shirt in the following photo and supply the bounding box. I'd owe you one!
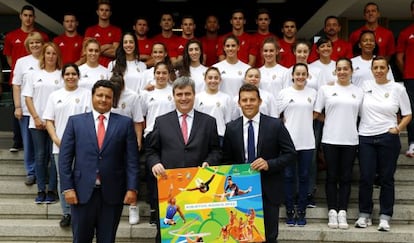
[112,88,144,123]
[190,64,208,94]
[314,82,363,145]
[12,54,40,116]
[277,86,317,150]
[43,87,91,153]
[259,64,289,99]
[108,60,147,94]
[351,56,395,87]
[359,79,411,136]
[78,63,110,90]
[141,86,175,137]
[195,91,234,136]
[309,59,336,85]
[213,60,250,98]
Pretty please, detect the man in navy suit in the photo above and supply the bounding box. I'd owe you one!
[222,83,297,243]
[146,76,221,242]
[59,80,139,243]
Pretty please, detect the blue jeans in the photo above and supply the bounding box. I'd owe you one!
[403,80,414,144]
[19,116,35,177]
[30,128,56,192]
[358,133,400,217]
[323,143,357,211]
[54,154,70,215]
[284,149,314,211]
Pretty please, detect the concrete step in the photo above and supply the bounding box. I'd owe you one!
[0,219,156,243]
[278,223,414,243]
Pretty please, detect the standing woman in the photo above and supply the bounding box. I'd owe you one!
[177,39,207,93]
[194,66,234,147]
[258,37,288,99]
[109,73,144,225]
[309,38,336,85]
[277,63,317,226]
[43,63,91,227]
[355,56,412,231]
[22,42,64,203]
[314,58,363,229]
[142,42,176,92]
[108,32,147,94]
[12,31,44,186]
[213,34,250,98]
[78,38,111,90]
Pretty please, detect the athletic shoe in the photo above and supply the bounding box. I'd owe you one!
[129,205,140,225]
[44,191,57,204]
[35,191,46,204]
[338,210,349,229]
[328,209,338,229]
[296,211,306,226]
[307,194,316,208]
[406,143,414,158]
[24,176,36,186]
[355,217,372,228]
[285,210,296,226]
[59,214,71,227]
[149,210,157,226]
[378,219,390,232]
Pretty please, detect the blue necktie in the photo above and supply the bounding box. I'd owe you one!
[247,120,255,163]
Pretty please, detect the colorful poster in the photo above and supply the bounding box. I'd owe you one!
[157,164,265,243]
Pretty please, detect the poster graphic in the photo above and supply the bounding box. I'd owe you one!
[157,164,265,242]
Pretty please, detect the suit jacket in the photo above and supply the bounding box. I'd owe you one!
[222,113,297,205]
[146,110,221,169]
[59,112,139,205]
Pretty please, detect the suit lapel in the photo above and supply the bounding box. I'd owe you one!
[235,118,245,162]
[86,113,100,152]
[172,111,186,145]
[257,114,264,157]
[187,111,199,145]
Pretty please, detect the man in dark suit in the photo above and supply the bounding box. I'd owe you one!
[146,76,221,242]
[222,83,297,243]
[59,80,139,243]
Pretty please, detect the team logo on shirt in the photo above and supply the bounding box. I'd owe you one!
[57,100,62,104]
[100,74,105,79]
[307,97,312,103]
[199,102,203,106]
[136,67,141,72]
[238,71,242,76]
[352,94,356,99]
[121,102,126,109]
[409,34,414,39]
[168,95,172,101]
[149,97,154,102]
[378,37,382,43]
[94,33,101,38]
[272,75,276,80]
[29,67,34,70]
[336,47,341,53]
[216,102,221,107]
[385,93,389,98]
[54,79,59,84]
[37,79,43,83]
[83,74,88,78]
[289,99,294,103]
[15,39,22,44]
[108,32,112,37]
[75,98,80,104]
[331,93,337,96]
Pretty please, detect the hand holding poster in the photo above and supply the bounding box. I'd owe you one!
[157,164,266,242]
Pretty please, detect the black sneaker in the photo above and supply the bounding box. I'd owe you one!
[149,210,157,225]
[59,214,71,227]
[35,191,46,204]
[307,194,316,208]
[9,143,20,152]
[45,191,57,204]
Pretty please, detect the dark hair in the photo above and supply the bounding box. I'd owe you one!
[92,79,118,108]
[61,63,80,77]
[324,15,339,26]
[292,38,311,53]
[21,5,35,15]
[364,2,379,13]
[256,8,270,18]
[152,42,176,81]
[172,76,195,95]
[371,55,389,68]
[238,83,261,101]
[411,0,414,11]
[112,32,140,75]
[291,63,309,78]
[352,30,379,56]
[315,38,332,48]
[109,73,124,106]
[179,39,204,77]
[336,57,353,71]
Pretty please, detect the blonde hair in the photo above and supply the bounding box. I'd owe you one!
[39,42,63,70]
[24,31,44,53]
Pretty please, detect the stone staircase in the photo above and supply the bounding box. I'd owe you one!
[0,132,413,242]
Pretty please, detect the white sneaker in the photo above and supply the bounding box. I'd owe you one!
[406,143,414,158]
[337,210,349,229]
[378,219,390,231]
[355,216,372,228]
[129,205,140,225]
[328,209,338,229]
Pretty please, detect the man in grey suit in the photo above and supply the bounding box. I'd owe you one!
[59,80,139,243]
[146,76,221,242]
[222,83,297,243]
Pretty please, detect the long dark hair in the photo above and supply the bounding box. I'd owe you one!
[112,32,140,75]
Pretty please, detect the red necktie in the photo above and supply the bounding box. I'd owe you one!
[181,114,188,144]
[97,114,105,149]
